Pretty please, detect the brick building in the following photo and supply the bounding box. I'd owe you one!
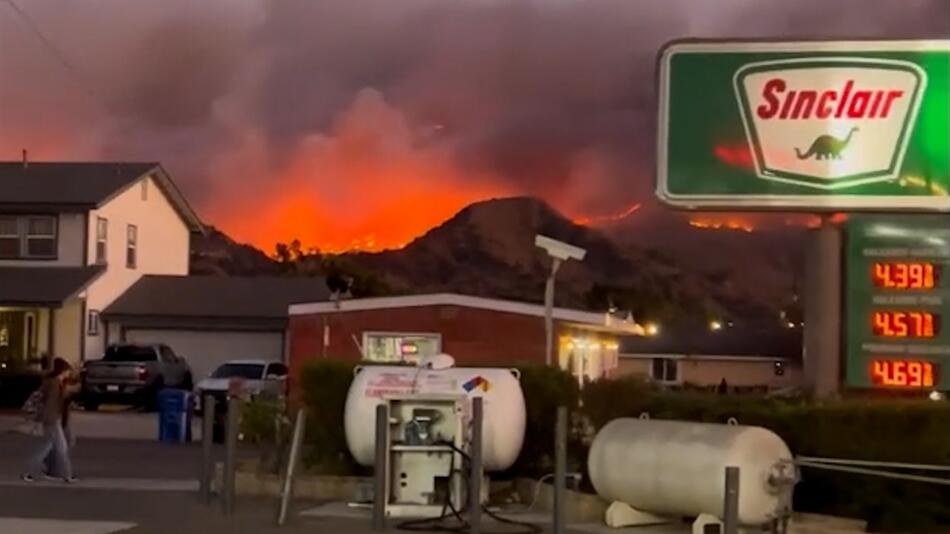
[287,293,643,384]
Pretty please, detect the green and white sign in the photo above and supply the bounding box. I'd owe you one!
[658,40,949,211]
[844,215,950,389]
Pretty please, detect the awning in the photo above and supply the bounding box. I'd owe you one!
[0,266,104,306]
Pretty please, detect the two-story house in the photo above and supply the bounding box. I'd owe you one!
[0,161,202,367]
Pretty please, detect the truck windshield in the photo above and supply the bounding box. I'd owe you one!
[212,364,265,380]
[103,346,157,362]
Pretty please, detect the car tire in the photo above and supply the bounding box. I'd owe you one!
[83,399,99,411]
[181,373,193,391]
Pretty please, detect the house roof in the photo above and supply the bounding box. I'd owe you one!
[0,161,203,231]
[103,275,331,323]
[289,293,645,335]
[0,266,104,306]
[619,325,802,361]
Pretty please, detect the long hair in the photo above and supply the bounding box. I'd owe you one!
[47,357,72,378]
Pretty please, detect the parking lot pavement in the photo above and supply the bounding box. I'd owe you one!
[0,407,202,441]
[0,486,616,534]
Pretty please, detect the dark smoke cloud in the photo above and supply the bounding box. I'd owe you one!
[0,0,946,221]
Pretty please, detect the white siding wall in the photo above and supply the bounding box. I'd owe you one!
[0,212,85,267]
[53,299,83,366]
[83,176,191,360]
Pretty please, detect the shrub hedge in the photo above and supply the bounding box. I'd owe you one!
[582,376,950,532]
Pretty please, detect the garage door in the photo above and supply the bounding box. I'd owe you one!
[125,329,283,382]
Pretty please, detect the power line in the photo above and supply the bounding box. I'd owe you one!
[1,0,107,109]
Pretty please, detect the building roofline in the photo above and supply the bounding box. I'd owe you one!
[619,353,795,363]
[97,164,205,233]
[289,293,645,334]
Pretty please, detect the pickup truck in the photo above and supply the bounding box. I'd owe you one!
[81,343,193,411]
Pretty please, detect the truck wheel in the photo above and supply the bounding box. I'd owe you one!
[83,399,99,411]
[144,380,164,412]
[181,373,193,391]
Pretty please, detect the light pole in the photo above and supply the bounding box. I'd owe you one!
[535,235,586,367]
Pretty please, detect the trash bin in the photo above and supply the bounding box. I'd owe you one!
[158,389,193,443]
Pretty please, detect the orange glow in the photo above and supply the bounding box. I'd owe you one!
[573,203,641,226]
[688,217,755,233]
[203,89,511,253]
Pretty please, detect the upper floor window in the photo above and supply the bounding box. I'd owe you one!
[126,224,137,269]
[95,217,108,264]
[0,215,57,259]
[140,179,149,201]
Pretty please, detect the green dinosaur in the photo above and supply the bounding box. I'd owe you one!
[795,127,859,160]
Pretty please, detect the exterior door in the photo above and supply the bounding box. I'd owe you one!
[0,311,25,363]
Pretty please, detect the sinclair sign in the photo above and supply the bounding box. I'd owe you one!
[657,40,949,211]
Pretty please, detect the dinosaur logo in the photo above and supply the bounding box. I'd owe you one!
[795,127,858,160]
[734,58,925,190]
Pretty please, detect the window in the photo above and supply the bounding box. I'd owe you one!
[159,345,177,363]
[212,363,265,379]
[87,310,100,336]
[651,358,679,383]
[266,363,288,378]
[126,224,137,269]
[0,217,18,258]
[140,179,149,201]
[363,333,441,363]
[0,215,57,259]
[96,217,108,263]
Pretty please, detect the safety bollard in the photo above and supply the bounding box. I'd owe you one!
[200,394,215,504]
[277,408,306,526]
[554,406,567,534]
[222,396,240,515]
[469,397,483,534]
[372,403,388,531]
[723,466,740,534]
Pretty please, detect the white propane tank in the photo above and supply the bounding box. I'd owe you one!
[588,418,794,526]
[344,365,526,471]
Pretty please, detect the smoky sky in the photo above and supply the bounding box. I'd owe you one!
[0,0,947,220]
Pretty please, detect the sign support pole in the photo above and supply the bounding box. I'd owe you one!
[803,215,843,398]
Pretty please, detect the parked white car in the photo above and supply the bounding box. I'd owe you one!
[194,359,288,408]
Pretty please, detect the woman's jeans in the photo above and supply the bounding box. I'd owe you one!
[30,421,72,479]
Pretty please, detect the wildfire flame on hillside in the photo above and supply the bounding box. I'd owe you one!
[689,218,755,233]
[573,203,642,226]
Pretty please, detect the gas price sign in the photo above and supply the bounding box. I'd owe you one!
[845,215,950,389]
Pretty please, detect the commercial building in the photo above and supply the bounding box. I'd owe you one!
[287,293,644,384]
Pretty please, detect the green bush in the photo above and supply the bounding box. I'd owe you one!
[580,380,950,532]
[297,359,362,474]
[507,365,581,477]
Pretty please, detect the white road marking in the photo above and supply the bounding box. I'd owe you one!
[0,477,198,491]
[0,518,136,534]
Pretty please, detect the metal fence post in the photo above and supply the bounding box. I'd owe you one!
[277,408,307,526]
[222,396,240,515]
[554,406,567,534]
[469,397,483,534]
[373,403,388,531]
[723,466,740,534]
[200,394,215,504]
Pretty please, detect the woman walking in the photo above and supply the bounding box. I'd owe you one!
[22,357,78,483]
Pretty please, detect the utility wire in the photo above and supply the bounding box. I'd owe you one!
[1,0,107,109]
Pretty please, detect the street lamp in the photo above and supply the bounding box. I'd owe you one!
[535,235,587,367]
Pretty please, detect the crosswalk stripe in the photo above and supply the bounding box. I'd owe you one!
[0,518,136,534]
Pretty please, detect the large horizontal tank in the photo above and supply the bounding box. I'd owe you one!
[588,418,794,525]
[344,364,526,471]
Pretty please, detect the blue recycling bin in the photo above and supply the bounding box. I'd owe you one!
[157,389,193,443]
